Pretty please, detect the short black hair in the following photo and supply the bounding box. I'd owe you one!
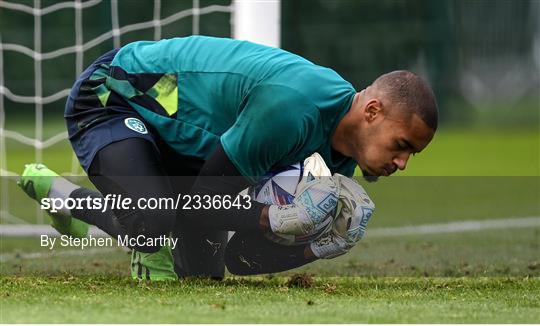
[373,70,439,130]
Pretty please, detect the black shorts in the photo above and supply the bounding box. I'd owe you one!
[64,49,158,172]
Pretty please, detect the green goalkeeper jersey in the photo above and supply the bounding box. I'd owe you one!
[106,36,357,181]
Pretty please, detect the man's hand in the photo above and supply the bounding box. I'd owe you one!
[308,231,350,259]
[268,153,338,236]
[309,174,375,259]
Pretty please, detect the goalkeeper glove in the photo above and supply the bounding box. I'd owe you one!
[310,174,375,259]
[268,153,338,236]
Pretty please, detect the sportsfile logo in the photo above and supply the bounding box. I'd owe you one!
[39,193,252,213]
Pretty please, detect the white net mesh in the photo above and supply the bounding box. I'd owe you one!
[0,0,234,225]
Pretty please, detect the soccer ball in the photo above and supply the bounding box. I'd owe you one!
[248,163,332,246]
[249,163,303,206]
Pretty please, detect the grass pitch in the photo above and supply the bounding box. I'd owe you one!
[1,276,538,323]
[1,222,539,323]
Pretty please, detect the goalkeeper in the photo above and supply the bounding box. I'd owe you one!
[19,36,438,280]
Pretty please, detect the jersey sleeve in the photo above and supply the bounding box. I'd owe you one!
[221,85,319,182]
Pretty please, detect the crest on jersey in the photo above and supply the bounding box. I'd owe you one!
[124,118,148,134]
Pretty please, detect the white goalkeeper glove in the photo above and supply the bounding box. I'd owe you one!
[268,153,338,236]
[310,174,375,259]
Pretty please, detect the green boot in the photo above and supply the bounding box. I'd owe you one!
[18,163,89,238]
[131,245,178,281]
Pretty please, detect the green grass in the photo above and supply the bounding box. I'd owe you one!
[1,276,538,323]
[395,128,539,176]
[2,225,538,322]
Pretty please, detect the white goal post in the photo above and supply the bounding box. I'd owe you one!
[233,0,280,48]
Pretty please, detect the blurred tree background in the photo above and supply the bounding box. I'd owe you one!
[1,0,538,128]
[282,0,539,129]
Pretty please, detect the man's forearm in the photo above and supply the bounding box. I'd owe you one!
[225,231,318,275]
[181,143,268,232]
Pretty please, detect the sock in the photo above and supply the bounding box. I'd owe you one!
[48,176,80,216]
[70,187,128,239]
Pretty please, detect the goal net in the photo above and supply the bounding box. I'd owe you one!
[0,0,280,229]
